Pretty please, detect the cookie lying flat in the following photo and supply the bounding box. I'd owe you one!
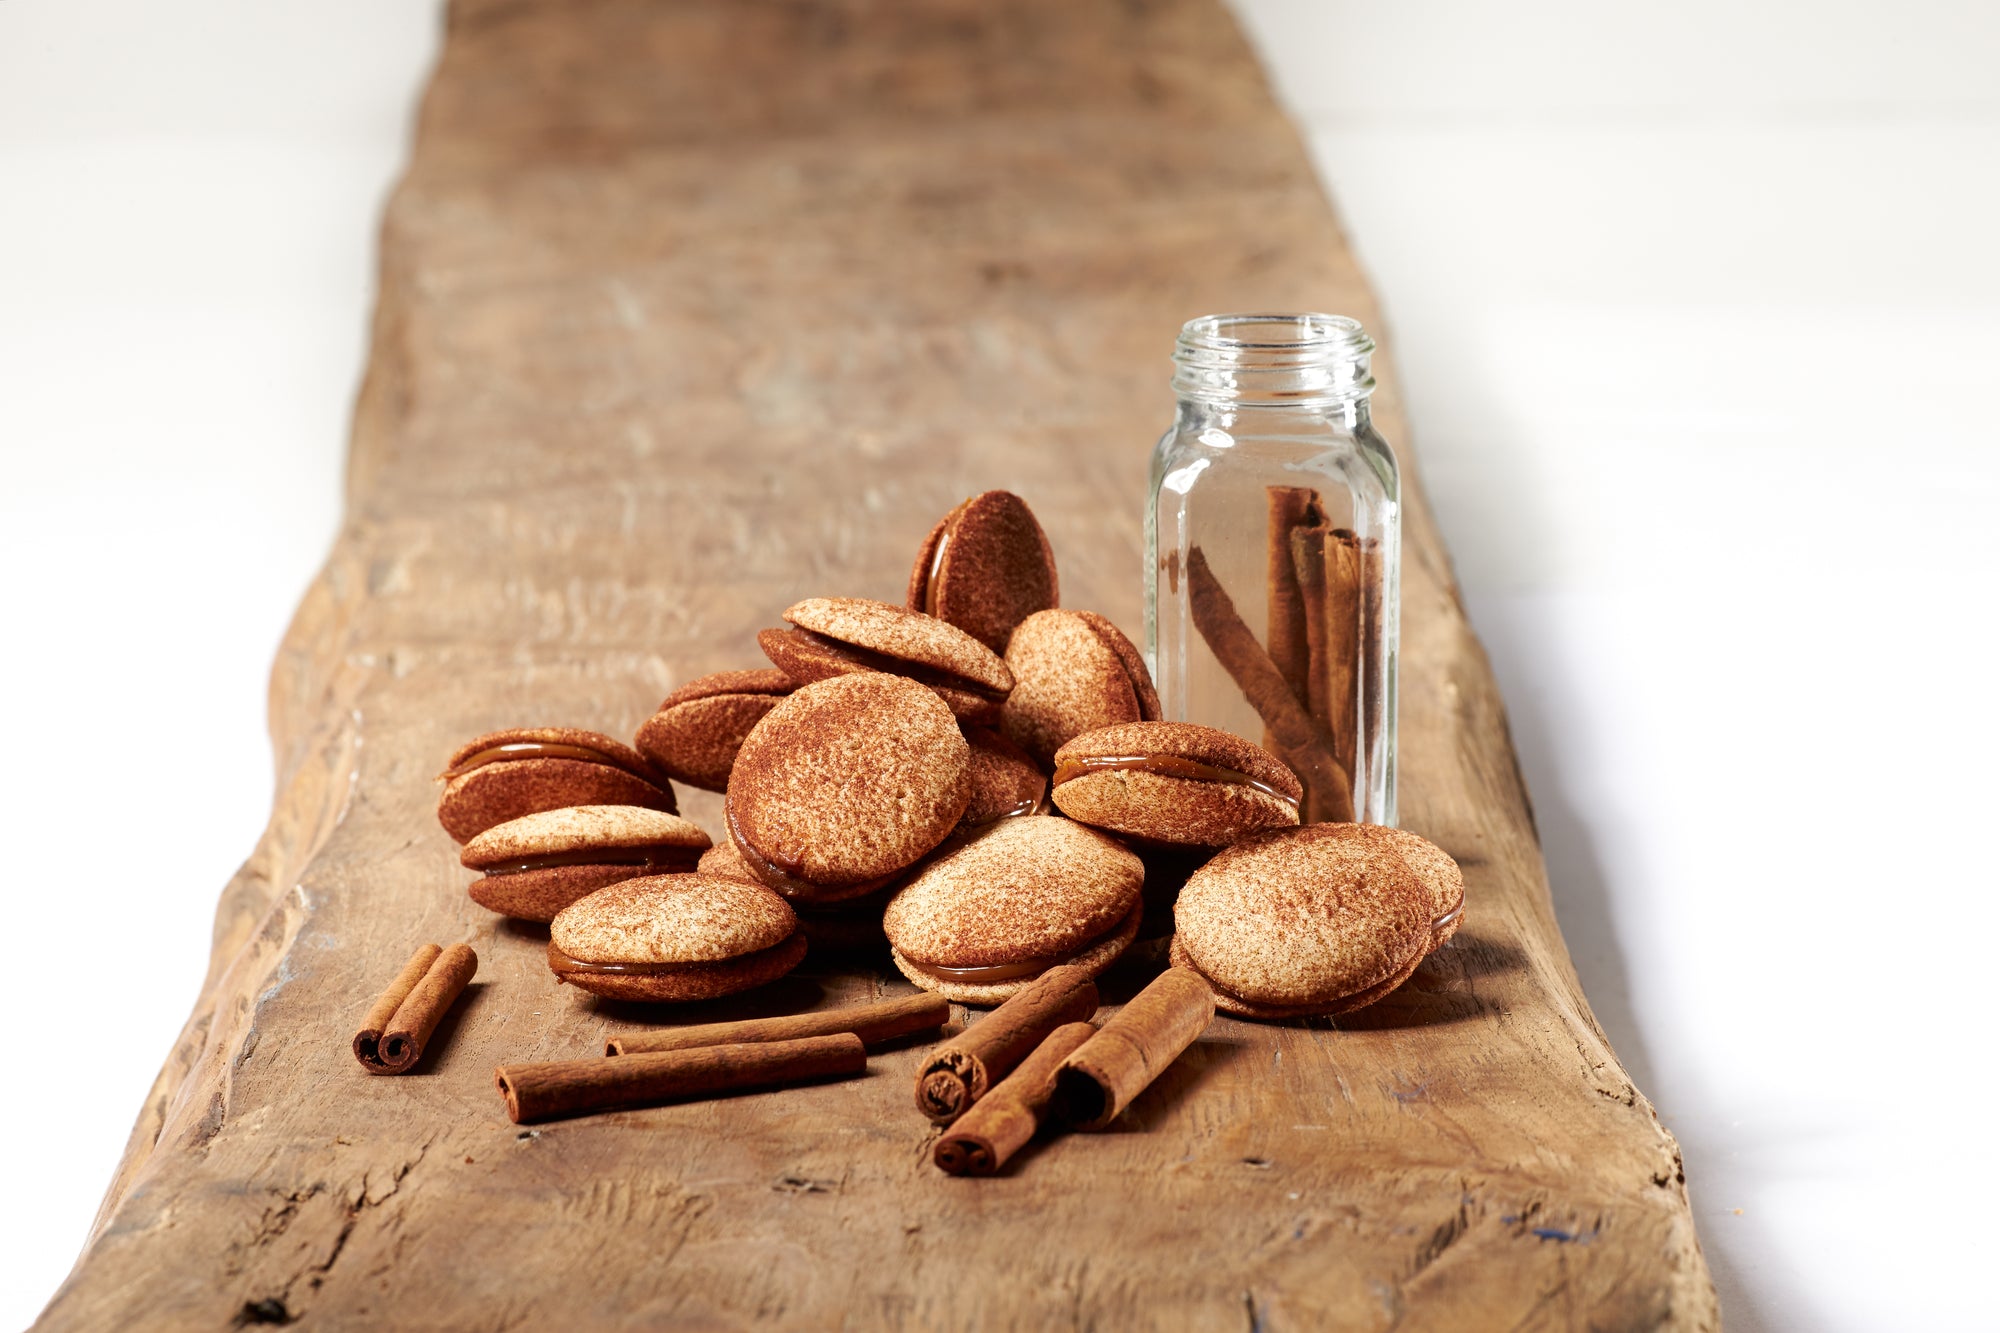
[548,873,805,1003]
[957,726,1047,831]
[634,669,795,792]
[905,490,1060,654]
[884,817,1143,1005]
[462,805,712,922]
[726,673,971,900]
[437,727,677,843]
[758,597,1014,724]
[1051,721,1300,847]
[1000,609,1161,768]
[1171,823,1461,1020]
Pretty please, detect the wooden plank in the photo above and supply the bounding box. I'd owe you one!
[38,1,1717,1327]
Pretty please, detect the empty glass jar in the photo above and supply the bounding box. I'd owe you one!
[1144,313,1400,826]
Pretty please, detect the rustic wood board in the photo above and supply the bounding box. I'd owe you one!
[38,2,1717,1327]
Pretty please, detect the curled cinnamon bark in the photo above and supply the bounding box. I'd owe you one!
[933,1021,1096,1176]
[1264,487,1318,737]
[607,993,948,1056]
[1186,546,1353,820]
[913,964,1099,1124]
[353,943,478,1074]
[497,1034,865,1124]
[1053,967,1215,1130]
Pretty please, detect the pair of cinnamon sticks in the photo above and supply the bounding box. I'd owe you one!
[352,943,479,1074]
[496,992,949,1123]
[1185,485,1366,823]
[920,965,1216,1176]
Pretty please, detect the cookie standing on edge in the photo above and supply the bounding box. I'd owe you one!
[758,597,1014,723]
[1000,609,1161,768]
[726,673,972,900]
[634,669,795,792]
[1050,721,1301,847]
[462,805,712,923]
[548,873,806,1003]
[905,490,1060,654]
[437,727,677,843]
[1170,823,1462,1020]
[884,817,1144,1006]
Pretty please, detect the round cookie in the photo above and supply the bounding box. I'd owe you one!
[726,673,972,900]
[1000,609,1161,767]
[884,816,1144,1005]
[1051,722,1300,847]
[634,669,795,792]
[437,727,676,843]
[905,490,1060,654]
[548,873,805,1003]
[462,804,712,922]
[1173,824,1446,1019]
[957,726,1048,830]
[758,597,1014,724]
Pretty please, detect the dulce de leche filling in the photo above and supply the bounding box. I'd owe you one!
[905,906,1136,984]
[920,501,968,617]
[476,846,701,877]
[440,740,639,782]
[546,937,792,978]
[1051,754,1300,810]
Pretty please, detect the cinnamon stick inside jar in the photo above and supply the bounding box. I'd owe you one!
[1264,487,1318,750]
[352,943,478,1075]
[607,993,949,1056]
[1186,546,1354,821]
[1291,522,1362,823]
[497,1033,866,1125]
[913,963,1099,1124]
[1052,967,1214,1131]
[933,1021,1096,1176]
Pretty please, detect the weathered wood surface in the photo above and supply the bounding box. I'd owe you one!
[39,2,1716,1328]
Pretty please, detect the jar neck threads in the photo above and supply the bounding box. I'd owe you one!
[1171,313,1375,409]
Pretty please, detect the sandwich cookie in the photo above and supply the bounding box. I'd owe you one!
[633,669,795,792]
[883,817,1144,1005]
[1000,610,1161,768]
[462,805,712,923]
[1050,722,1300,848]
[1169,824,1461,1020]
[758,597,1013,724]
[547,873,805,1003]
[726,673,972,900]
[957,726,1048,831]
[437,727,676,844]
[905,490,1060,654]
[700,836,890,954]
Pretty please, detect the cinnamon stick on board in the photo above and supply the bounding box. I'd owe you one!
[933,1021,1096,1177]
[1185,545,1353,821]
[607,993,949,1056]
[497,1033,866,1125]
[1053,967,1216,1131]
[913,964,1100,1124]
[352,943,479,1075]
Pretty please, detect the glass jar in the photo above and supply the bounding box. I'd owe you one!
[1144,313,1400,826]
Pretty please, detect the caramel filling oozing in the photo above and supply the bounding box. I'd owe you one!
[725,803,894,900]
[1051,754,1300,810]
[546,937,793,979]
[1431,898,1465,931]
[961,790,1047,829]
[921,501,968,617]
[478,846,700,877]
[906,907,1134,984]
[441,740,639,782]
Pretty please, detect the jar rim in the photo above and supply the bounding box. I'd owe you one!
[1175,312,1373,358]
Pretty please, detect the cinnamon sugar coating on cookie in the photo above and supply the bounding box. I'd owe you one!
[905,490,1060,654]
[636,670,795,792]
[1000,610,1159,767]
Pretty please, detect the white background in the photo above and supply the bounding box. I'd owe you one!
[2,2,1995,1327]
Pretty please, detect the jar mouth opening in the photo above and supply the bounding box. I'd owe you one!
[1176,313,1373,358]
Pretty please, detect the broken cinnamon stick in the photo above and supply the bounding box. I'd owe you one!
[1186,545,1353,820]
[1053,967,1215,1131]
[933,1021,1096,1176]
[353,943,478,1074]
[497,1033,866,1124]
[607,992,949,1056]
[913,964,1100,1124]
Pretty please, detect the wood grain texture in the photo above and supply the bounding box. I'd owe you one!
[37,1,1717,1327]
